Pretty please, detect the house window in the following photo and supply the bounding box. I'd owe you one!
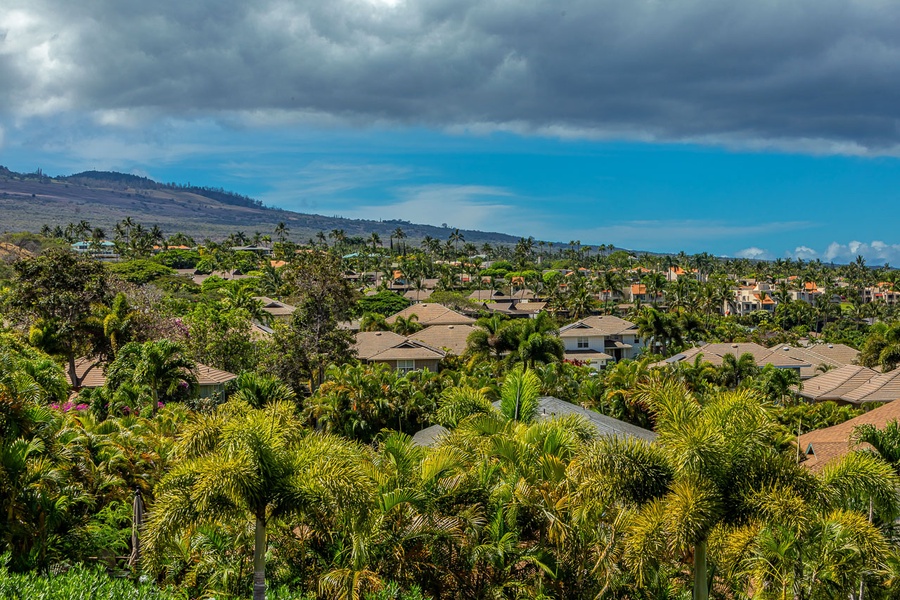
[577,337,589,349]
[397,360,416,374]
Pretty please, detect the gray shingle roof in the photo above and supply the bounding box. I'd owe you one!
[494,396,657,442]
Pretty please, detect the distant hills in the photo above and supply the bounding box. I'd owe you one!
[0,166,523,245]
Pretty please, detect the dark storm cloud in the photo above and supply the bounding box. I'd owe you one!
[3,0,900,150]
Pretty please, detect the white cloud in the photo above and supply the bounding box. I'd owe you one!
[343,184,517,232]
[736,247,772,260]
[822,240,900,265]
[788,245,818,259]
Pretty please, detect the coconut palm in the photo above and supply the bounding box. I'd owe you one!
[274,221,289,243]
[634,306,682,355]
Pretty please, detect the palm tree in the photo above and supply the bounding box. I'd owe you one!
[392,227,406,256]
[449,229,464,255]
[101,292,137,355]
[359,312,390,332]
[601,378,829,600]
[719,352,759,389]
[634,306,682,355]
[274,221,289,243]
[498,366,541,423]
[853,420,900,472]
[369,232,381,253]
[466,314,515,360]
[505,312,563,368]
[392,314,422,336]
[108,340,197,417]
[145,399,368,600]
[230,372,296,409]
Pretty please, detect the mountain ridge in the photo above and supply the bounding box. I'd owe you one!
[0,166,524,245]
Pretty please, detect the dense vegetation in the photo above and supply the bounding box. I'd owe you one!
[1,219,900,598]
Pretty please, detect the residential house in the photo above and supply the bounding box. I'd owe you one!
[409,324,475,356]
[411,396,656,448]
[656,343,810,377]
[253,296,296,322]
[558,316,644,369]
[797,365,880,402]
[353,331,446,373]
[797,399,900,471]
[65,357,236,398]
[768,343,860,379]
[728,283,777,316]
[403,288,434,303]
[385,304,476,327]
[493,396,656,442]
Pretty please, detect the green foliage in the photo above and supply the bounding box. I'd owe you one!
[0,561,184,599]
[498,367,541,422]
[356,291,410,317]
[427,290,480,312]
[152,249,200,269]
[775,401,864,434]
[6,248,109,383]
[107,260,176,285]
[183,303,261,374]
[265,253,356,393]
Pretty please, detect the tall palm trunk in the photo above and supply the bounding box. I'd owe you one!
[254,515,267,600]
[694,539,708,600]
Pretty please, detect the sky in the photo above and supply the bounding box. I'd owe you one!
[2,0,900,262]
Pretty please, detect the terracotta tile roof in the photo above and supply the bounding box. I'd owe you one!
[798,365,880,400]
[631,284,648,294]
[559,316,637,338]
[512,301,546,313]
[797,400,900,471]
[510,288,538,300]
[840,368,900,404]
[269,260,287,268]
[66,358,235,389]
[385,304,476,326]
[409,325,475,356]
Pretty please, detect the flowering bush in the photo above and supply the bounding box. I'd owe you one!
[49,401,90,412]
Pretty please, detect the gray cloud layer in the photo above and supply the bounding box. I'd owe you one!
[3,0,900,151]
